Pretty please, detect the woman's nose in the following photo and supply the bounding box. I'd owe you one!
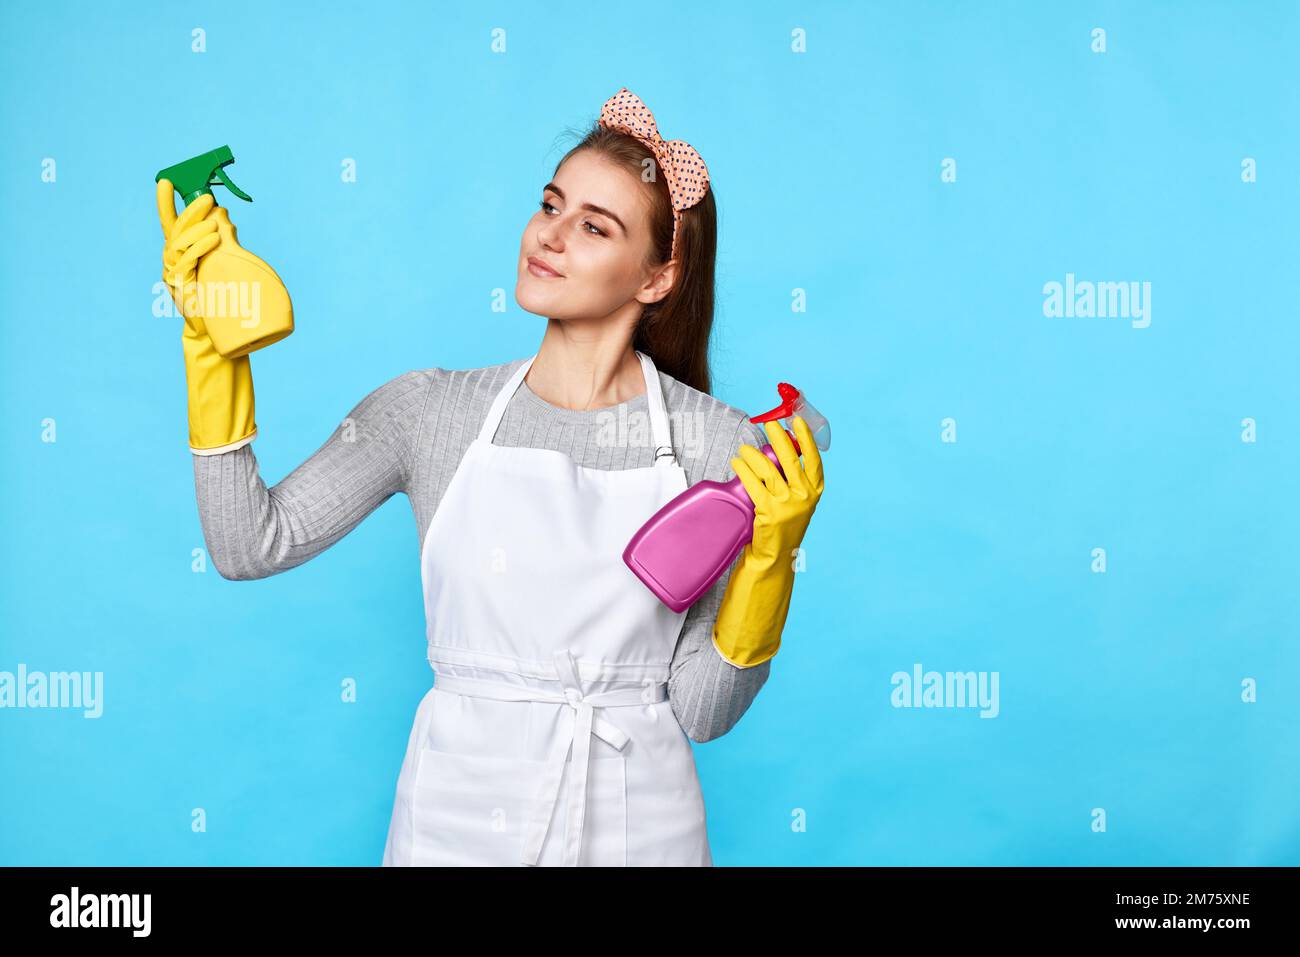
[536,222,562,250]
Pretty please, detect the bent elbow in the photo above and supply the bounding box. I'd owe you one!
[213,563,258,582]
[685,725,723,745]
[673,658,773,744]
[202,544,276,582]
[208,557,258,582]
[673,703,731,744]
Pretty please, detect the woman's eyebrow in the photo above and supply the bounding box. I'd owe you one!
[543,182,626,235]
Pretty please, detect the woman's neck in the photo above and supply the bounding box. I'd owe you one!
[523,321,645,411]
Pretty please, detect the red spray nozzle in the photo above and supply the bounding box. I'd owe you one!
[750,383,801,424]
[750,383,805,456]
[749,381,831,456]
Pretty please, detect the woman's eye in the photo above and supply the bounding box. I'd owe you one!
[538,199,605,237]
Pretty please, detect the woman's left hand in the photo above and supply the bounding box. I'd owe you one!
[712,415,826,668]
[731,415,825,570]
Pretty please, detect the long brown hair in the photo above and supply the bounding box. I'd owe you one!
[553,124,718,394]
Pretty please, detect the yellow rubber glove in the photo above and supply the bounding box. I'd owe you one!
[712,415,826,668]
[157,179,258,454]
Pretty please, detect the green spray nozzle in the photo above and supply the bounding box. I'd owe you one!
[155,145,253,206]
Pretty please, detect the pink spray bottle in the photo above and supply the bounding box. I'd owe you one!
[623,383,831,612]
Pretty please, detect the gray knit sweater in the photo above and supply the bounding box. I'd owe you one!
[191,357,772,743]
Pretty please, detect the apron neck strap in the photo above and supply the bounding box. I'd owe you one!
[636,351,677,467]
[478,351,676,464]
[478,356,535,445]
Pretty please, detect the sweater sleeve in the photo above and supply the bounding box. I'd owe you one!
[190,369,433,580]
[667,415,773,743]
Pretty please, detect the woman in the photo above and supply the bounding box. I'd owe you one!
[157,87,824,866]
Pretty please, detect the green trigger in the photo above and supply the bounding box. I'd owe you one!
[213,165,253,203]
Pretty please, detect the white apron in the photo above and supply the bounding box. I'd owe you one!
[381,350,713,866]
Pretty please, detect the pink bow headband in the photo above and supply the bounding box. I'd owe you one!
[597,87,710,263]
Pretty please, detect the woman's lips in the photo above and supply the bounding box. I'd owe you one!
[527,256,563,278]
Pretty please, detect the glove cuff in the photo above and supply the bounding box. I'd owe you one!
[711,546,797,669]
[712,623,781,669]
[191,431,257,456]
[182,328,256,453]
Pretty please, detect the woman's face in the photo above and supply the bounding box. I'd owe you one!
[516,149,674,322]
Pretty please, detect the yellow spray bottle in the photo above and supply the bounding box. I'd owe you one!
[155,146,293,357]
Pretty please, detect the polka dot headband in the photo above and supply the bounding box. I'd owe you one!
[597,87,711,263]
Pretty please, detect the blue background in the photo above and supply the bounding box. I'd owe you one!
[1,0,1296,866]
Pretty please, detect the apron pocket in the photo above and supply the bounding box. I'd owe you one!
[411,746,550,866]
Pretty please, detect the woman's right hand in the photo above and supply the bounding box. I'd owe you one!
[157,178,221,331]
[157,178,258,455]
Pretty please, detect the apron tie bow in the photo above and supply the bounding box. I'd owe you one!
[518,649,652,866]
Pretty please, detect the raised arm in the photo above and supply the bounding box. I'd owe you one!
[191,370,432,580]
[158,175,435,581]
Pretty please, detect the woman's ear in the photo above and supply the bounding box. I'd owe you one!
[637,259,677,305]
